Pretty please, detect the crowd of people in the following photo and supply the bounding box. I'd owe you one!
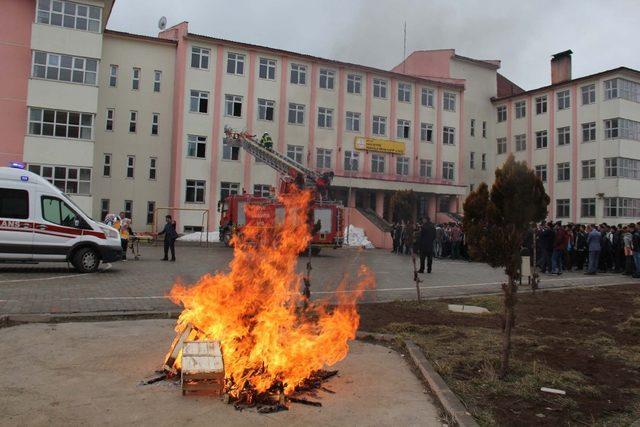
[533,221,640,278]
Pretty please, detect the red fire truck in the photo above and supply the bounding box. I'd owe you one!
[218,129,344,254]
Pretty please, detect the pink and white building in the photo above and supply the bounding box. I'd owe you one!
[2,0,639,238]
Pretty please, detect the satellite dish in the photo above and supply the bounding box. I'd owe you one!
[158,16,167,31]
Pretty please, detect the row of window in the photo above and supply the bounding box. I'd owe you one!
[189,47,455,107]
[108,65,162,92]
[555,197,640,219]
[496,118,640,154]
[36,0,102,33]
[533,157,640,183]
[27,164,91,195]
[104,109,160,135]
[102,154,157,181]
[100,199,137,224]
[496,78,640,122]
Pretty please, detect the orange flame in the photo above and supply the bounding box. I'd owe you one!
[169,189,375,394]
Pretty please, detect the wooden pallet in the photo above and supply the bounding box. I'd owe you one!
[181,341,224,396]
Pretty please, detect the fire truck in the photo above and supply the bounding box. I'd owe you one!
[218,128,344,254]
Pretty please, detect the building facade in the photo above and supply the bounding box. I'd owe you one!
[1,0,638,233]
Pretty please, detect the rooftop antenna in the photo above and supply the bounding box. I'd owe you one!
[402,21,407,73]
[158,16,167,31]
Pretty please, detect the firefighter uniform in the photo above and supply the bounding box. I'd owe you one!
[260,132,273,150]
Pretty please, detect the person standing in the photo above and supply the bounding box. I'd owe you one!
[632,222,640,279]
[418,217,436,273]
[551,222,567,275]
[450,224,462,259]
[622,225,635,276]
[586,224,602,275]
[434,224,444,258]
[114,211,132,261]
[158,215,178,261]
[574,224,587,271]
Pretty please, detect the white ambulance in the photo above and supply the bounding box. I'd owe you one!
[0,165,122,272]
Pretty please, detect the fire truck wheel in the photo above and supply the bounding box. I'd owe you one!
[72,247,100,273]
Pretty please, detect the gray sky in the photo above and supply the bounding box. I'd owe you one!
[109,0,639,90]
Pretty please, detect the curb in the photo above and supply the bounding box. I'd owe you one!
[1,310,180,326]
[404,339,478,427]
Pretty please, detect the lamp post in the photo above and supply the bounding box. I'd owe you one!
[345,156,357,245]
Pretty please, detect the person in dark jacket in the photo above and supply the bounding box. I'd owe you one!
[551,222,567,275]
[158,215,178,261]
[538,222,554,273]
[417,217,436,273]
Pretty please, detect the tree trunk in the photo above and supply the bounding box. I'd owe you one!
[499,276,518,379]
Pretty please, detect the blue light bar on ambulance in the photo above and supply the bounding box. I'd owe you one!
[9,161,25,169]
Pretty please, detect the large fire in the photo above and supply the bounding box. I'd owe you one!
[168,189,375,396]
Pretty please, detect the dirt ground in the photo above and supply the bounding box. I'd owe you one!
[358,284,640,426]
[0,319,441,426]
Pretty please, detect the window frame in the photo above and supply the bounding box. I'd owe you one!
[290,63,307,85]
[36,0,102,33]
[190,46,210,70]
[372,78,388,99]
[346,73,362,95]
[581,84,596,105]
[557,89,571,110]
[287,102,305,125]
[224,94,243,118]
[318,68,335,90]
[185,179,206,204]
[186,134,207,159]
[126,155,135,179]
[189,90,210,114]
[258,57,276,80]
[345,111,361,132]
[226,52,245,76]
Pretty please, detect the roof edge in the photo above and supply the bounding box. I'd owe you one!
[104,29,178,45]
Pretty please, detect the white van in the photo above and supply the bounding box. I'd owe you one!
[0,166,122,272]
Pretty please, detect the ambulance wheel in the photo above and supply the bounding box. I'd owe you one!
[73,247,100,273]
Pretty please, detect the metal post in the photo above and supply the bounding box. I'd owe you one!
[345,158,356,246]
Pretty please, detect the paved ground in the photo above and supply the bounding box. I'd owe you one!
[0,243,635,315]
[0,320,441,426]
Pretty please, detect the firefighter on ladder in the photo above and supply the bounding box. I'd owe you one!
[259,132,273,151]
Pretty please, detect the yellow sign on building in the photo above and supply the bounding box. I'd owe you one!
[354,136,405,155]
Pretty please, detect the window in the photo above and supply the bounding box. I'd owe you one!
[129,111,137,133]
[153,70,161,92]
[187,135,207,158]
[420,123,433,142]
[515,134,526,152]
[183,225,203,233]
[347,74,362,94]
[581,84,595,105]
[515,101,526,119]
[482,121,487,138]
[604,198,640,218]
[288,103,305,124]
[497,106,507,122]
[220,181,239,201]
[557,162,570,181]
[372,115,387,136]
[149,157,157,180]
[185,180,206,203]
[470,119,475,137]
[481,153,487,170]
[286,144,303,163]
[535,96,547,115]
[345,111,361,132]
[225,94,243,117]
[604,158,618,177]
[319,68,335,89]
[604,118,619,139]
[222,137,239,161]
[109,64,118,87]
[581,159,596,179]
[582,122,596,142]
[421,88,434,107]
[604,79,618,100]
[105,108,114,131]
[41,196,82,228]
[226,52,245,75]
[443,92,456,111]
[126,155,135,178]
[535,130,548,149]
[28,164,91,194]
[557,90,570,110]
[259,57,276,80]
[253,184,271,197]
[373,78,387,98]
[535,165,547,182]
[36,0,102,32]
[557,126,571,146]
[581,198,596,218]
[258,98,275,121]
[102,153,111,177]
[100,199,109,221]
[443,126,455,145]
[190,90,209,113]
[132,67,140,90]
[191,47,210,69]
[396,156,409,176]
[397,119,411,139]
[344,151,359,171]
[0,189,29,219]
[371,154,385,174]
[604,118,640,141]
[469,152,475,169]
[442,161,455,181]
[124,200,133,219]
[556,199,570,218]
[398,82,411,102]
[497,137,507,154]
[31,51,97,85]
[317,107,333,128]
[151,113,159,135]
[604,157,640,179]
[316,148,332,169]
[146,201,155,225]
[604,78,640,103]
[28,107,93,140]
[290,63,306,85]
[419,159,433,178]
